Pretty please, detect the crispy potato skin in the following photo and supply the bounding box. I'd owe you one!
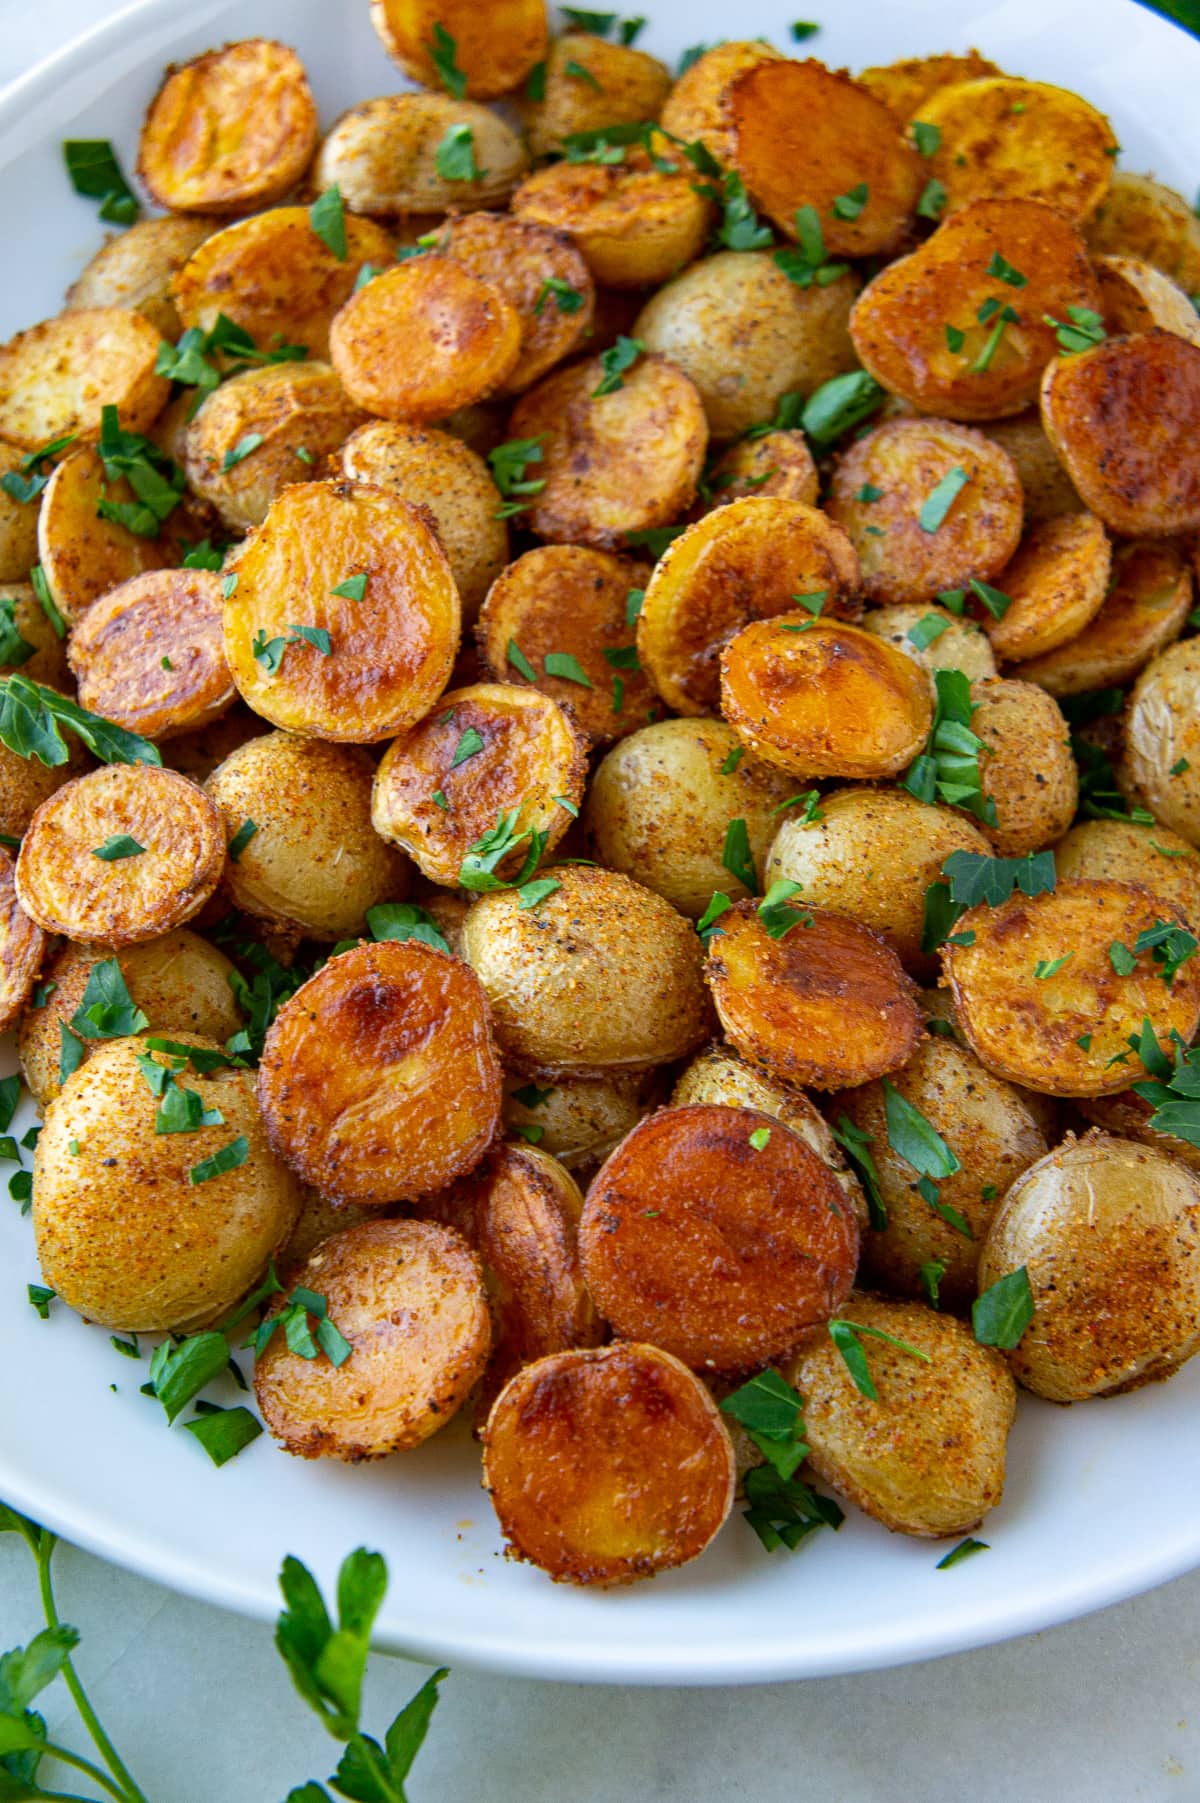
[580,1104,859,1369]
[483,1342,736,1586]
[37,447,176,624]
[0,583,71,689]
[439,213,595,395]
[861,604,996,682]
[1013,538,1191,695]
[0,848,44,1033]
[720,618,933,781]
[511,153,711,290]
[969,677,1077,856]
[1085,171,1200,294]
[1095,254,1200,346]
[979,1133,1200,1400]
[913,78,1117,223]
[659,39,783,170]
[1055,818,1200,932]
[703,431,819,510]
[977,411,1082,522]
[256,1218,492,1458]
[0,443,42,582]
[137,39,318,214]
[983,512,1110,663]
[520,34,672,159]
[69,569,233,741]
[706,899,922,1091]
[461,864,710,1076]
[313,96,529,215]
[858,50,1003,123]
[0,309,168,451]
[65,214,219,340]
[501,1069,658,1175]
[786,1297,1016,1536]
[827,419,1023,606]
[506,352,707,549]
[850,199,1101,421]
[1121,638,1200,844]
[1040,329,1200,536]
[371,0,547,100]
[33,1033,301,1332]
[944,878,1200,1096]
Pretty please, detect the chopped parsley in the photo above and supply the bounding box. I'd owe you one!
[721,817,757,892]
[972,1266,1034,1348]
[534,277,585,315]
[62,138,139,223]
[593,335,644,396]
[434,124,485,183]
[309,185,347,259]
[188,1135,249,1185]
[252,624,332,674]
[828,1316,931,1400]
[918,466,971,533]
[450,727,485,768]
[331,574,368,602]
[544,651,593,687]
[428,22,467,97]
[92,835,144,862]
[250,1284,353,1367]
[900,669,997,827]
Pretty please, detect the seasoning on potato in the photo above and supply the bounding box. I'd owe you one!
[511,146,712,290]
[370,0,548,101]
[1012,537,1191,696]
[314,96,529,217]
[68,568,233,741]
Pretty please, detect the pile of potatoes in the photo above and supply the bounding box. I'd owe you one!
[4,3,1200,1590]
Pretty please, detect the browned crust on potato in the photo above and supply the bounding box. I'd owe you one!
[1085,171,1200,293]
[982,512,1110,663]
[65,214,220,341]
[68,569,233,741]
[1012,537,1191,695]
[439,212,596,394]
[703,432,820,511]
[659,39,783,170]
[968,676,1078,857]
[511,153,712,290]
[0,309,169,451]
[0,847,45,1033]
[519,33,672,160]
[37,447,178,625]
[858,50,1003,123]
[370,0,547,101]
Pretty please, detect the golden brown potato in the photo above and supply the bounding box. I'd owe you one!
[0,719,84,843]
[659,39,783,171]
[944,878,1200,1096]
[461,864,709,1076]
[371,0,547,100]
[163,701,265,786]
[65,215,218,340]
[580,1103,859,1368]
[0,442,43,583]
[68,569,233,741]
[728,59,922,257]
[913,78,1117,223]
[36,446,178,625]
[371,684,584,887]
[702,431,820,510]
[255,1218,491,1458]
[827,419,1024,606]
[1095,254,1200,346]
[1055,818,1200,930]
[1120,638,1200,844]
[861,604,996,682]
[706,898,922,1091]
[969,677,1077,856]
[720,618,934,781]
[0,848,44,1032]
[506,351,707,548]
[786,1297,1015,1536]
[222,480,460,742]
[33,1033,301,1332]
[501,1068,658,1174]
[483,1343,735,1586]
[520,33,671,158]
[979,1133,1200,1400]
[0,309,168,451]
[279,1190,385,1271]
[258,939,502,1204]
[438,212,595,395]
[851,199,1101,422]
[858,50,1003,122]
[511,150,711,289]
[137,39,318,214]
[1085,171,1200,294]
[1076,1087,1200,1176]
[313,95,528,216]
[1012,538,1191,695]
[982,512,1110,663]
[637,498,861,717]
[977,411,1083,522]
[0,583,71,689]
[633,252,859,442]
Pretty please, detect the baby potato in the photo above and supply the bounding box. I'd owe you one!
[765,788,992,972]
[944,878,1200,1096]
[977,411,1083,522]
[371,0,547,100]
[280,1191,385,1271]
[137,39,318,214]
[632,251,858,442]
[0,442,42,583]
[1012,538,1191,696]
[861,604,996,682]
[706,898,922,1091]
[313,95,528,216]
[826,419,1024,606]
[583,717,796,918]
[164,701,265,785]
[1095,255,1200,346]
[438,213,594,395]
[37,446,178,625]
[476,545,658,741]
[1085,170,1200,294]
[1040,329,1200,537]
[858,50,1003,122]
[371,684,584,887]
[1055,818,1200,930]
[720,619,934,781]
[206,732,409,941]
[912,78,1117,224]
[703,431,819,510]
[510,151,711,289]
[520,33,672,159]
[502,1069,658,1174]
[0,717,84,842]
[983,512,1110,663]
[17,929,242,1109]
[0,309,168,451]
[786,1297,1015,1536]
[0,848,44,1032]
[0,583,71,689]
[506,351,707,549]
[1121,638,1200,843]
[258,939,503,1204]
[851,199,1101,421]
[65,215,218,340]
[658,39,783,171]
[979,1133,1200,1400]
[68,569,233,741]
[329,257,521,421]
[222,480,460,743]
[185,363,367,533]
[483,1343,736,1586]
[728,59,923,258]
[255,1218,491,1458]
[969,677,1077,856]
[172,207,395,362]
[461,864,709,1076]
[33,1033,301,1332]
[1076,1088,1200,1177]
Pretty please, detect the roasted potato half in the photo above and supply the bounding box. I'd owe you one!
[65,214,218,341]
[1121,638,1200,844]
[519,33,672,159]
[37,446,177,625]
[0,583,71,689]
[702,431,820,511]
[969,677,1077,857]
[438,212,595,395]
[511,150,711,290]
[0,716,84,843]
[1095,254,1200,346]
[858,50,1003,123]
[1085,170,1200,295]
[1012,538,1191,696]
[0,848,44,1033]
[0,309,168,451]
[977,410,1083,522]
[370,0,547,100]
[68,569,233,741]
[313,95,528,216]
[0,443,43,583]
[501,1069,658,1175]
[658,39,783,171]
[861,604,996,682]
[982,512,1110,663]
[1055,818,1200,931]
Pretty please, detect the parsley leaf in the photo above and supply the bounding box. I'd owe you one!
[428,21,467,96]
[62,138,139,223]
[367,901,451,955]
[534,277,585,315]
[435,123,485,183]
[1042,306,1106,354]
[451,727,484,768]
[251,1284,353,1368]
[0,673,161,768]
[544,651,593,687]
[917,177,947,220]
[912,121,941,156]
[189,1135,249,1185]
[942,848,1056,910]
[829,1316,932,1400]
[831,1115,886,1228]
[330,574,368,602]
[593,335,644,396]
[972,1266,1034,1348]
[92,834,144,861]
[741,1463,844,1552]
[719,1369,808,1480]
[918,466,971,533]
[0,596,35,669]
[721,817,757,892]
[69,958,148,1039]
[757,878,811,939]
[801,370,885,445]
[937,1537,989,1569]
[696,891,733,943]
[900,669,996,827]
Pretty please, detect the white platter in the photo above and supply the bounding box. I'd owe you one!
[1,0,1199,1687]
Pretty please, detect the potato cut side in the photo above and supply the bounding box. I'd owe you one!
[0,309,168,451]
[511,153,711,290]
[1013,538,1191,696]
[1095,255,1200,346]
[659,39,783,171]
[519,33,672,160]
[0,718,84,842]
[858,50,1003,123]
[1085,171,1200,295]
[977,410,1083,522]
[861,604,996,682]
[69,569,233,741]
[1055,818,1200,935]
[313,96,529,216]
[439,212,595,394]
[1121,638,1200,844]
[65,214,219,342]
[500,1069,658,1176]
[0,848,45,1033]
[371,0,547,100]
[0,440,42,582]
[968,677,1077,857]
[983,512,1110,663]
[704,431,820,510]
[37,446,179,625]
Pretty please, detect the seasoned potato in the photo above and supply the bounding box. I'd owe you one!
[520,33,672,159]
[370,0,547,100]
[944,878,1200,1096]
[0,442,42,583]
[1055,818,1200,930]
[164,701,265,786]
[256,1218,491,1458]
[477,545,658,741]
[983,512,1110,663]
[1013,538,1191,695]
[1040,329,1200,536]
[506,352,707,548]
[461,864,709,1076]
[1085,170,1200,294]
[702,431,820,510]
[33,1033,301,1332]
[658,39,783,171]
[862,604,996,681]
[728,59,922,257]
[851,199,1101,421]
[0,719,83,843]
[18,929,242,1109]
[313,95,528,215]
[65,215,218,340]
[185,364,366,532]
[979,1133,1200,1400]
[511,150,711,289]
[258,939,502,1204]
[706,899,922,1091]
[913,78,1117,223]
[580,1104,859,1368]
[1095,254,1200,346]
[1121,638,1200,843]
[633,252,858,442]
[827,419,1024,606]
[501,1068,658,1174]
[0,583,71,689]
[68,569,233,741]
[0,309,168,450]
[0,848,44,1032]
[584,718,797,918]
[720,619,933,781]
[371,684,584,886]
[138,39,318,214]
[969,677,1077,856]
[438,213,594,395]
[279,1190,385,1270]
[222,480,460,742]
[206,733,408,941]
[483,1343,735,1586]
[1076,1088,1200,1176]
[172,207,395,361]
[858,50,1003,122]
[786,1297,1015,1536]
[37,446,178,625]
[977,411,1083,522]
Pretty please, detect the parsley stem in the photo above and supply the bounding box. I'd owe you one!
[31,1741,133,1802]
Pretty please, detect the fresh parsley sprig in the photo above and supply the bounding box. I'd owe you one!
[900,668,997,828]
[458,806,561,909]
[719,1370,846,1552]
[0,674,161,769]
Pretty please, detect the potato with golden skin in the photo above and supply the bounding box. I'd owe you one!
[1076,1089,1200,1176]
[858,50,1003,122]
[0,720,84,843]
[0,584,71,689]
[1085,171,1200,293]
[65,215,218,340]
[1095,255,1200,346]
[0,443,42,583]
[370,0,547,100]
[1120,638,1200,844]
[520,33,672,158]
[982,512,1110,663]
[437,213,595,395]
[977,411,1083,522]
[861,604,996,682]
[68,569,233,741]
[702,431,820,511]
[659,39,783,171]
[912,78,1117,223]
[0,848,44,1033]
[36,447,178,625]
[313,96,528,216]
[279,1191,386,1272]
[164,702,265,786]
[1055,818,1200,929]
[33,1033,302,1332]
[970,677,1077,857]
[512,148,712,290]
[1012,538,1191,696]
[0,309,168,451]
